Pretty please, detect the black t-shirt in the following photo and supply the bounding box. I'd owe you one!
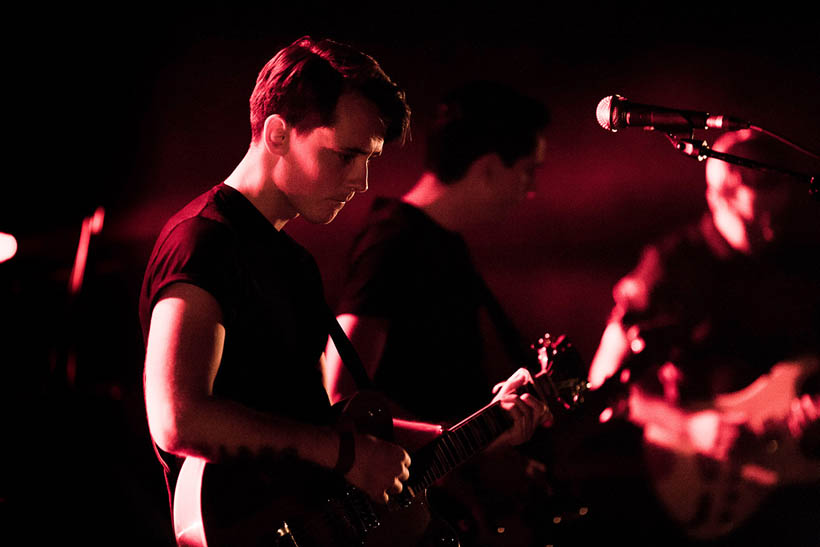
[139,183,333,425]
[611,213,820,400]
[337,198,512,423]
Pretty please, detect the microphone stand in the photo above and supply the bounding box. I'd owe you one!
[666,135,819,200]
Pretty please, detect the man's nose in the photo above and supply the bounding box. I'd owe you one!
[349,160,369,193]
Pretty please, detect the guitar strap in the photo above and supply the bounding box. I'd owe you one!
[473,274,533,372]
[325,305,374,391]
[324,273,528,391]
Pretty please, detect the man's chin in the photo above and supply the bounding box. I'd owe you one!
[303,208,342,225]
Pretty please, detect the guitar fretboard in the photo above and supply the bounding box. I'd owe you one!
[401,337,585,496]
[408,401,512,492]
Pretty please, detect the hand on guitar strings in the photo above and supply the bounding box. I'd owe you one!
[491,367,553,447]
[787,393,820,439]
[345,432,412,504]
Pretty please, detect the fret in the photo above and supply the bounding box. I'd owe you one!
[430,451,444,479]
[443,435,461,466]
[413,401,515,490]
[424,463,438,490]
[434,444,452,474]
[462,424,479,453]
[440,442,453,471]
[451,428,469,459]
[475,419,491,446]
[458,420,481,448]
[454,403,507,447]
[445,437,459,467]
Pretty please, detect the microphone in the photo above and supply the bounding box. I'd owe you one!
[596,95,750,132]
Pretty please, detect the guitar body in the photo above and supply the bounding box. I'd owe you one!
[173,391,458,547]
[633,357,820,540]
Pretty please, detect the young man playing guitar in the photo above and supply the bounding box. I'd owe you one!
[139,36,549,547]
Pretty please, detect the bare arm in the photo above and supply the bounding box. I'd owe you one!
[323,312,549,451]
[588,320,632,390]
[323,313,444,449]
[144,282,341,465]
[323,313,388,404]
[144,283,410,502]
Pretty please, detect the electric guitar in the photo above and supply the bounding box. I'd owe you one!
[173,333,588,547]
[628,356,820,540]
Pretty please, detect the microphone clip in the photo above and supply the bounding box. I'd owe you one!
[667,136,820,201]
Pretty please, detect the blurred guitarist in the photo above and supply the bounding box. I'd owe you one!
[323,81,553,546]
[586,129,820,546]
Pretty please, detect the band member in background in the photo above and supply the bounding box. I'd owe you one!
[324,81,552,545]
[585,129,820,546]
[139,37,548,545]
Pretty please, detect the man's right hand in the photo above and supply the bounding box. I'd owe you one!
[345,433,411,504]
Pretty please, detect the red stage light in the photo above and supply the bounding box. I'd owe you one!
[0,232,17,263]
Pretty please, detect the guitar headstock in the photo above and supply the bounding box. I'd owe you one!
[529,333,589,414]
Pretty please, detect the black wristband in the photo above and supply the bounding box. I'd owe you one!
[333,430,355,476]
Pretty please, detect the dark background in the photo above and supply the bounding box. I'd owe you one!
[2,4,818,545]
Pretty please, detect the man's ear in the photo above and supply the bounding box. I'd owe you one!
[263,114,289,155]
[478,153,505,188]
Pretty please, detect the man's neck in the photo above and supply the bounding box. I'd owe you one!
[224,144,297,231]
[402,172,479,232]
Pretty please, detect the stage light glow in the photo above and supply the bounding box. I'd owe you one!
[90,206,105,234]
[0,232,17,263]
[69,207,105,294]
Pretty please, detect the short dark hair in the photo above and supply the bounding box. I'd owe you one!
[425,81,550,183]
[249,36,410,144]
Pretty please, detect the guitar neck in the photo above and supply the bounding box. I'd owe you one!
[407,401,512,492]
[403,334,590,494]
